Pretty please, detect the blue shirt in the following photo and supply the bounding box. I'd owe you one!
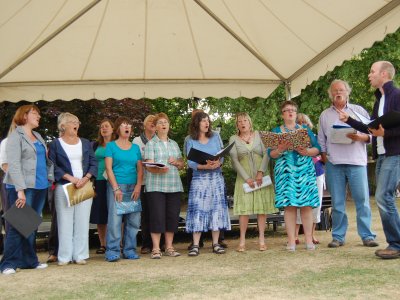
[105,141,142,184]
[34,141,48,189]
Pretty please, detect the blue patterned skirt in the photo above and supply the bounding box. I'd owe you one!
[186,170,231,232]
[274,152,319,208]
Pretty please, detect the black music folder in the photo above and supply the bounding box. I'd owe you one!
[368,111,400,130]
[187,142,235,165]
[3,203,42,238]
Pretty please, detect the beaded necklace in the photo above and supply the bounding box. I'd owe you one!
[283,123,300,132]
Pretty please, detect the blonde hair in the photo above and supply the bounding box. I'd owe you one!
[235,112,253,135]
[297,113,313,129]
[143,114,156,126]
[57,112,79,135]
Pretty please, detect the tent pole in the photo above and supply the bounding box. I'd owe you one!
[0,0,102,80]
[284,81,292,100]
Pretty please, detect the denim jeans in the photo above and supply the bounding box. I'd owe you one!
[0,188,47,271]
[375,155,400,250]
[55,184,92,263]
[326,162,376,242]
[105,183,141,260]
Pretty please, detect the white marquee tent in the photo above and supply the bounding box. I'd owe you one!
[0,0,400,102]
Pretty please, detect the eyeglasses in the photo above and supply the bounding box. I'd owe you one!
[67,120,81,125]
[120,123,132,127]
[282,109,297,113]
[156,120,169,125]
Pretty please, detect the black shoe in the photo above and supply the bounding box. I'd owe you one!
[218,240,228,248]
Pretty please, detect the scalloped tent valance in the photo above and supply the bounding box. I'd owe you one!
[1,0,399,102]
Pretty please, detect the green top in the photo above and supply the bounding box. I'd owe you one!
[95,146,106,180]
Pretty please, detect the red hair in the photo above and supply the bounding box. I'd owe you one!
[12,104,40,126]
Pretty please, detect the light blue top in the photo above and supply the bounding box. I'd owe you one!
[34,140,48,189]
[105,141,141,184]
[186,133,223,172]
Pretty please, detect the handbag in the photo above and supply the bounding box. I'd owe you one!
[115,192,142,215]
[62,180,95,207]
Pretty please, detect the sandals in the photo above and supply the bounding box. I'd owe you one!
[213,243,226,254]
[188,245,200,257]
[151,249,162,259]
[164,247,181,257]
[46,255,58,263]
[286,244,296,252]
[259,244,267,251]
[306,244,316,251]
[236,245,246,252]
[96,246,106,254]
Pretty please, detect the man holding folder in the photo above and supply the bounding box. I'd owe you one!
[318,79,378,249]
[339,61,400,259]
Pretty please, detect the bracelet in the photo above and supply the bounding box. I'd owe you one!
[113,186,121,192]
[85,175,91,179]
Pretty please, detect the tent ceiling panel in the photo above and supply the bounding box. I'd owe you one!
[0,0,399,102]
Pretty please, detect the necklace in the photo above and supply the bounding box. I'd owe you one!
[283,123,299,132]
[240,133,252,144]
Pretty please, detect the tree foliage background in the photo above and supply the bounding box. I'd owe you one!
[1,28,399,198]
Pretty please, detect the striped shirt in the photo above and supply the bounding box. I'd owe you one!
[144,135,183,193]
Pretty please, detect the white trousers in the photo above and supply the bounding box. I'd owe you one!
[55,184,93,263]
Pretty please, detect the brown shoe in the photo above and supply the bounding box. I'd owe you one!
[328,240,344,248]
[363,239,379,247]
[46,255,58,263]
[140,247,151,254]
[375,248,400,259]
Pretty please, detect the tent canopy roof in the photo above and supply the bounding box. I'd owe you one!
[1,0,399,102]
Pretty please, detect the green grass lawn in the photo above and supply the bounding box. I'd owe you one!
[1,198,399,300]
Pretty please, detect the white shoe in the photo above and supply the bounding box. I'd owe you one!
[58,261,69,266]
[2,268,16,275]
[35,263,48,270]
[75,260,87,265]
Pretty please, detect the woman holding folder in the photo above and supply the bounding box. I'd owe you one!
[185,112,231,256]
[144,113,184,259]
[1,105,53,275]
[49,113,97,266]
[268,101,320,251]
[229,112,276,252]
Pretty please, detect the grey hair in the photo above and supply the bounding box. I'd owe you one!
[57,112,79,135]
[327,79,352,101]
